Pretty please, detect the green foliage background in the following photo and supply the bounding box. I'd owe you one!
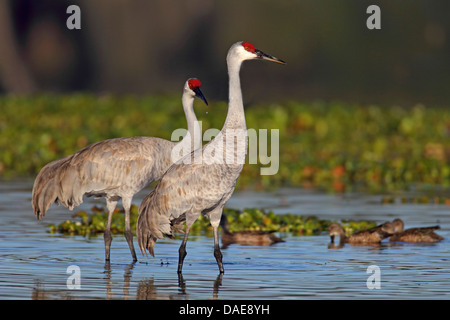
[2,94,450,193]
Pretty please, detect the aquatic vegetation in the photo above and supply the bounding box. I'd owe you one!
[2,95,450,193]
[48,205,140,237]
[48,205,376,237]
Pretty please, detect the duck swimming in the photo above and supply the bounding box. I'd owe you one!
[389,218,443,243]
[328,221,394,245]
[220,214,284,247]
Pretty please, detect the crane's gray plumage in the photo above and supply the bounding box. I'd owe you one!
[32,78,207,262]
[137,41,285,273]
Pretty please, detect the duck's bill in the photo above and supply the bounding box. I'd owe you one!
[255,49,286,65]
[194,87,208,105]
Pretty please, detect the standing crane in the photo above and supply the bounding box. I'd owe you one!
[32,78,208,262]
[137,41,285,274]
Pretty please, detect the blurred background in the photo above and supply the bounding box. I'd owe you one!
[1,0,450,191]
[1,0,449,106]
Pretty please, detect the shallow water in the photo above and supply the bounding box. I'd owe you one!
[0,179,449,300]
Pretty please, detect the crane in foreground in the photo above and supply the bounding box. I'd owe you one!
[137,41,285,274]
[32,78,208,262]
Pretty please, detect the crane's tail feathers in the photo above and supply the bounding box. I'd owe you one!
[137,231,157,258]
[137,191,181,257]
[32,158,67,220]
[32,156,85,220]
[137,192,157,257]
[32,179,59,220]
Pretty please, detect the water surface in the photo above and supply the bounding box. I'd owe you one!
[0,179,449,299]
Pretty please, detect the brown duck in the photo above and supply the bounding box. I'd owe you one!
[389,218,443,243]
[328,222,394,245]
[220,214,284,247]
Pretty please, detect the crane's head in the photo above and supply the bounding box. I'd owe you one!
[185,78,208,105]
[229,41,286,65]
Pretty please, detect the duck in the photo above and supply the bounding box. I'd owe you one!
[389,218,443,243]
[219,214,284,247]
[328,221,394,245]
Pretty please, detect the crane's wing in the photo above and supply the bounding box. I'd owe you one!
[61,137,174,204]
[32,137,174,217]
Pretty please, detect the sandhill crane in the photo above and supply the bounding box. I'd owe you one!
[137,41,285,274]
[32,78,208,262]
[389,219,443,243]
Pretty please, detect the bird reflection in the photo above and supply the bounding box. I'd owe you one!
[177,272,223,299]
[104,261,136,299]
[213,273,223,299]
[32,261,224,299]
[103,260,224,299]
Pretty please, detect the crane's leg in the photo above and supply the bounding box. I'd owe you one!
[210,208,224,274]
[104,199,118,261]
[178,215,198,274]
[212,224,224,274]
[209,209,224,274]
[122,197,137,262]
[178,225,191,274]
[214,227,224,273]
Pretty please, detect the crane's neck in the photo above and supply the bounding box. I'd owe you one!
[198,49,248,168]
[212,54,248,167]
[181,94,201,151]
[224,58,246,132]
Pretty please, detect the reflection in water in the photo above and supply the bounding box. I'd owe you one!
[104,262,224,300]
[136,279,176,300]
[31,263,223,299]
[31,262,225,300]
[327,242,345,249]
[328,242,388,249]
[213,273,223,299]
[5,181,449,299]
[327,241,424,251]
[177,273,186,295]
[104,261,136,299]
[327,242,392,251]
[31,279,73,300]
[177,273,223,300]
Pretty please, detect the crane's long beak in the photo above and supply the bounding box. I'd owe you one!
[255,49,286,65]
[193,87,208,105]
